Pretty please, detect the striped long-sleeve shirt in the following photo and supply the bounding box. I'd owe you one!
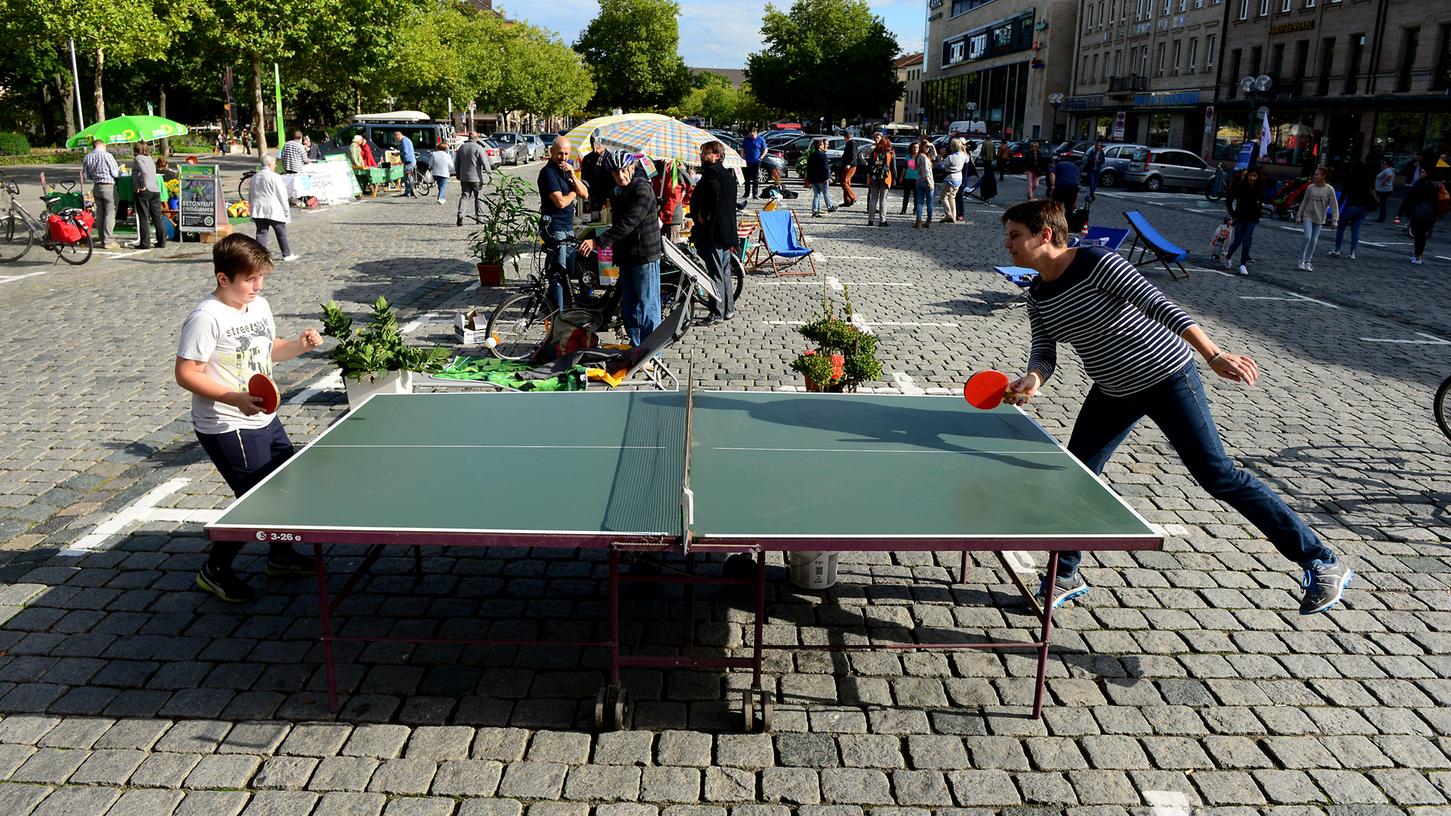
[1026,246,1197,397]
[280,139,308,173]
[82,148,121,184]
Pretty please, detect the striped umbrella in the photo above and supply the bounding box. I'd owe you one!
[594,118,746,169]
[562,113,671,160]
[66,114,189,149]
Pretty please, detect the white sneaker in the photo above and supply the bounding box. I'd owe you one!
[1327,249,1340,258]
[1348,252,1356,260]
[282,254,300,261]
[1411,257,1424,265]
[1238,265,1248,276]
[436,199,445,205]
[1222,258,1233,270]
[1305,262,1313,272]
[1296,260,1307,271]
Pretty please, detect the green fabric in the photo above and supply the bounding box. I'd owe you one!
[434,355,587,391]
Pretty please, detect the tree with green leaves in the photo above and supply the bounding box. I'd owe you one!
[209,0,328,155]
[574,0,691,112]
[746,0,903,126]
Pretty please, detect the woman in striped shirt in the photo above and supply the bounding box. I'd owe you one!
[998,200,1352,616]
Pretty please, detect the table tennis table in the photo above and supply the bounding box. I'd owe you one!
[207,389,1161,729]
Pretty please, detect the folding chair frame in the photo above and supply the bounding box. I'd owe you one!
[746,210,818,278]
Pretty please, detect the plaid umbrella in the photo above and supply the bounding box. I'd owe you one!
[562,113,671,160]
[594,118,745,169]
[66,115,189,149]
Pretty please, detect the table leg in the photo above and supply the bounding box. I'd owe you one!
[752,550,765,690]
[682,553,696,658]
[312,542,338,711]
[1033,551,1059,718]
[959,551,969,584]
[609,548,621,687]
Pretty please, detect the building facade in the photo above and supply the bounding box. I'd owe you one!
[894,53,926,124]
[1212,0,1451,170]
[1066,0,1226,152]
[922,0,1080,140]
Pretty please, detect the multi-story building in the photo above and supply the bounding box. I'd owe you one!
[1065,0,1226,153]
[894,53,926,125]
[921,0,1080,140]
[1212,0,1451,170]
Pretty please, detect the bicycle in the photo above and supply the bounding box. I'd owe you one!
[238,170,255,203]
[1205,163,1230,202]
[0,175,94,265]
[1435,374,1451,442]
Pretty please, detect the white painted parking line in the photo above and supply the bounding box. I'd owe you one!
[1359,332,1450,345]
[817,254,885,260]
[287,370,344,406]
[1239,292,1339,308]
[64,477,194,554]
[1437,255,1451,262]
[1144,790,1193,816]
[0,270,50,284]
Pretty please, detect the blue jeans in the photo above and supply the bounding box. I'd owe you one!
[913,180,934,222]
[618,258,660,346]
[403,162,416,196]
[811,182,834,213]
[1058,362,1334,577]
[1224,219,1257,264]
[1087,168,1099,199]
[700,246,733,318]
[1300,220,1324,262]
[1334,205,1366,253]
[744,163,760,198]
[541,227,572,311]
[435,177,448,202]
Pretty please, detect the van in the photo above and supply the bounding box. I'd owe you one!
[947,120,989,136]
[323,111,455,169]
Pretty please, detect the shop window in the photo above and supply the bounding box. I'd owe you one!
[1148,113,1172,146]
[1398,27,1420,91]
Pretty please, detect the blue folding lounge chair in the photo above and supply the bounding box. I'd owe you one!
[747,209,817,277]
[1123,210,1189,280]
[1068,226,1131,251]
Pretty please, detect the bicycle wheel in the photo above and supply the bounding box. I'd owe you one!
[416,175,434,196]
[485,292,552,361]
[0,211,34,263]
[1435,375,1451,443]
[730,253,745,301]
[52,224,93,265]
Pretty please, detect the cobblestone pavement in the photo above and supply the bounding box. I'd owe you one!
[0,159,1448,816]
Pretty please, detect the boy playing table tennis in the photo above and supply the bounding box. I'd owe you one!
[998,199,1353,616]
[176,234,324,602]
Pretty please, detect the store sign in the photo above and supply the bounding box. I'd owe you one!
[1269,19,1314,34]
[1067,95,1105,110]
[178,164,225,234]
[1134,91,1205,106]
[1112,111,1126,139]
[942,12,1034,66]
[968,32,988,60]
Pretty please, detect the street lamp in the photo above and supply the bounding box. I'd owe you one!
[1048,93,1065,141]
[1237,75,1273,165]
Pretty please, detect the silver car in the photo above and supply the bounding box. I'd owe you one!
[1123,147,1216,192]
[491,132,527,165]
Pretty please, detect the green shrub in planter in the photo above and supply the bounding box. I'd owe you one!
[0,132,31,156]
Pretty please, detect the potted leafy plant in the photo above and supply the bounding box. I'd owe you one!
[788,289,883,392]
[467,169,538,286]
[320,296,452,407]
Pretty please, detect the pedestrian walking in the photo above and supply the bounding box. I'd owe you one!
[997,142,1009,181]
[978,146,999,204]
[429,140,452,205]
[741,126,767,199]
[914,143,935,228]
[1024,142,1045,199]
[1329,164,1375,260]
[690,140,739,322]
[130,142,167,251]
[1295,167,1337,271]
[578,152,662,347]
[938,139,965,224]
[955,141,978,220]
[839,132,861,207]
[176,233,325,602]
[454,131,490,227]
[1374,158,1396,222]
[1083,140,1105,202]
[900,143,920,215]
[248,155,298,261]
[394,130,417,197]
[864,132,895,227]
[1222,167,1266,276]
[806,139,835,216]
[998,198,1353,616]
[1398,175,1442,265]
[82,140,120,249]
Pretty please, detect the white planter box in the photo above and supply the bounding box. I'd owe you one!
[344,370,413,409]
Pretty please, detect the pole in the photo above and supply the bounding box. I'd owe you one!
[274,63,284,145]
[69,38,85,131]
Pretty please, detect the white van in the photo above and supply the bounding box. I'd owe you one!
[947,120,989,136]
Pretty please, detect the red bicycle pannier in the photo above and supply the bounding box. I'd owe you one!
[47,209,94,245]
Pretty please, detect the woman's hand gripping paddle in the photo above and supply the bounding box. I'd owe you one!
[963,370,1013,410]
[248,373,281,414]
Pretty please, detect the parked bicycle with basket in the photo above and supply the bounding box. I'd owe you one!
[0,174,95,265]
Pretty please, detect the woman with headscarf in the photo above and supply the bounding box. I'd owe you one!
[578,151,663,346]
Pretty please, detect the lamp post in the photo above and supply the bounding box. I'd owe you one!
[1237,75,1273,166]
[1048,92,1065,142]
[965,101,978,129]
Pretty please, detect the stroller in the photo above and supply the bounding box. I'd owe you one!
[1265,176,1311,220]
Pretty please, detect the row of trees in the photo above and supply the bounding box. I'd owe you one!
[0,0,593,152]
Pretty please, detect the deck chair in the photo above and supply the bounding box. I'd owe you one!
[1068,226,1131,251]
[747,209,817,277]
[556,282,693,390]
[991,265,1037,312]
[661,240,727,323]
[1123,210,1189,280]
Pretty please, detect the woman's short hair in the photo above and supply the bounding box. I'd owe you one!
[1001,199,1070,248]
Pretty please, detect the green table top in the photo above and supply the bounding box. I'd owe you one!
[207,391,1159,552]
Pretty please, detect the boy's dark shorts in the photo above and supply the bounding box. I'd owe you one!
[196,417,295,498]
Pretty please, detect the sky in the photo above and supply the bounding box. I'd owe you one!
[497,0,927,70]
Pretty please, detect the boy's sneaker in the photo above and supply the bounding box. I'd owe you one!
[265,549,316,576]
[1299,557,1353,615]
[196,564,256,603]
[1036,571,1090,609]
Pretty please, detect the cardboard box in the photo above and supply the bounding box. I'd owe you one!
[454,308,493,346]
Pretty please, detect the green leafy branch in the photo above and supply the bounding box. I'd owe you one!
[320,296,451,380]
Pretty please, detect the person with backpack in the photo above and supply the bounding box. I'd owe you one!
[1221,167,1267,276]
[900,142,920,215]
[864,132,895,227]
[1397,175,1443,265]
[1328,164,1376,260]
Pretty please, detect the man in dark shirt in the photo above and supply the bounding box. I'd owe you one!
[579,136,611,215]
[690,141,739,322]
[1049,158,1081,214]
[538,136,590,309]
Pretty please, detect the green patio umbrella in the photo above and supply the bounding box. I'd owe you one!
[66,114,189,149]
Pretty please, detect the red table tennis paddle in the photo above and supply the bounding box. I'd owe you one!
[963,370,1012,410]
[248,372,280,414]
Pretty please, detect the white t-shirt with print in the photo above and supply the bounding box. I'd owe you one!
[177,294,277,434]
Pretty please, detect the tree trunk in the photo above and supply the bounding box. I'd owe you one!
[159,84,169,157]
[250,52,268,156]
[353,84,361,116]
[93,48,106,123]
[53,71,76,141]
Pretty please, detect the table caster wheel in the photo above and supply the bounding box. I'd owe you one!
[723,553,756,580]
[594,686,630,730]
[741,688,772,732]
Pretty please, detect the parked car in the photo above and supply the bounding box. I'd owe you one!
[1093,143,1147,188]
[490,132,530,165]
[476,139,503,166]
[323,115,455,170]
[1052,139,1096,164]
[1123,147,1217,191]
[1003,140,1053,173]
[520,134,544,162]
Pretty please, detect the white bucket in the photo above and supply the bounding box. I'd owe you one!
[787,551,840,590]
